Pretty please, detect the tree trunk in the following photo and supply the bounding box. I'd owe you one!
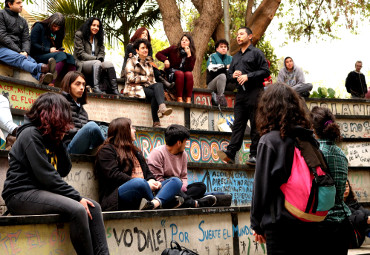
[156,0,183,45]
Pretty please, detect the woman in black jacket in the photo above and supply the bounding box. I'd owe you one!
[2,92,109,255]
[344,179,370,248]
[95,117,183,211]
[61,71,104,154]
[30,13,75,86]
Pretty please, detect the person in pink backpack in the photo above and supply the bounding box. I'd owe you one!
[251,82,320,255]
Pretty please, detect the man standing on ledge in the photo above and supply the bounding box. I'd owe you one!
[345,61,368,98]
[217,27,270,165]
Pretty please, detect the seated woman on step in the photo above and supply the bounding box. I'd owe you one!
[30,12,75,87]
[73,17,119,95]
[156,33,196,103]
[61,71,105,154]
[2,92,109,255]
[95,117,183,211]
[125,39,172,127]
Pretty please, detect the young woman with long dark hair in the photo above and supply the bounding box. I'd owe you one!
[95,117,183,211]
[251,82,320,254]
[311,106,351,254]
[2,92,109,255]
[156,34,196,103]
[74,17,119,95]
[30,12,75,86]
[61,71,104,154]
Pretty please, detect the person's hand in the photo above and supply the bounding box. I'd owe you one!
[253,232,266,244]
[50,47,58,53]
[226,64,230,69]
[164,60,170,69]
[147,179,161,191]
[233,70,242,78]
[19,52,28,57]
[184,46,191,57]
[237,74,248,85]
[367,216,370,225]
[79,198,95,220]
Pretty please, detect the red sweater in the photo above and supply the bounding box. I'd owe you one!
[156,45,196,72]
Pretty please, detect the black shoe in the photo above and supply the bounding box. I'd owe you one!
[300,91,310,98]
[197,195,217,207]
[246,156,256,166]
[139,198,155,210]
[213,194,232,207]
[163,196,184,209]
[217,150,235,164]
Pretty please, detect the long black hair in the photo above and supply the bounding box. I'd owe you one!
[32,12,65,48]
[79,17,104,46]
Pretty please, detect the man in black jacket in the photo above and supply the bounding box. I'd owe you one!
[345,61,368,98]
[0,0,55,84]
[217,27,270,165]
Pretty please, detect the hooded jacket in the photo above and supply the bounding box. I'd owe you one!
[0,7,30,53]
[2,118,81,204]
[277,58,306,87]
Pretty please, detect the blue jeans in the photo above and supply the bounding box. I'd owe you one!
[67,121,105,154]
[0,47,42,80]
[6,189,109,255]
[118,177,182,209]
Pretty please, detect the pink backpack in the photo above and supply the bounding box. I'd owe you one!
[280,144,336,222]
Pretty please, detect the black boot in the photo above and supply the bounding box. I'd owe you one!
[106,67,119,95]
[92,64,104,94]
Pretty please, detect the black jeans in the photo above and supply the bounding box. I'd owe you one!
[144,82,165,123]
[179,182,206,208]
[6,189,109,255]
[226,89,262,158]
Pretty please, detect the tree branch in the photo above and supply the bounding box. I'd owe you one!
[156,0,183,45]
[245,0,254,25]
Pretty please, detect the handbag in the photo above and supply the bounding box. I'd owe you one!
[123,84,146,99]
[161,241,199,255]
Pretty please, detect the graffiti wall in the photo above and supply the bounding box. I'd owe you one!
[0,82,44,110]
[339,142,370,167]
[306,101,370,116]
[348,171,370,203]
[337,120,370,138]
[189,108,235,131]
[193,91,235,108]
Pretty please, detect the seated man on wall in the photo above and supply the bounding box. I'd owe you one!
[0,0,55,84]
[0,94,18,149]
[345,61,368,98]
[147,124,217,208]
[277,56,313,97]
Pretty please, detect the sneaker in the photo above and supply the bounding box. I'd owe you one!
[163,196,184,209]
[139,198,155,210]
[213,194,232,207]
[158,107,173,118]
[217,150,235,164]
[39,73,53,85]
[197,195,217,207]
[246,156,256,166]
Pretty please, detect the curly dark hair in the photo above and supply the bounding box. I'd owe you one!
[79,17,104,47]
[256,82,311,139]
[310,106,341,141]
[133,39,151,51]
[26,92,73,142]
[130,27,151,43]
[61,71,87,105]
[215,39,229,50]
[96,117,139,172]
[177,34,196,57]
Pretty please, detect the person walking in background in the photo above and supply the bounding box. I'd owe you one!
[61,71,105,154]
[345,61,368,98]
[311,106,351,255]
[156,33,196,103]
[217,27,270,165]
[95,117,183,211]
[2,92,109,255]
[74,17,119,95]
[30,12,76,87]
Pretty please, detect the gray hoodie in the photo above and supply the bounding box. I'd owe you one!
[277,59,306,87]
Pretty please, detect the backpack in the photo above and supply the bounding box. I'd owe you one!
[280,138,336,222]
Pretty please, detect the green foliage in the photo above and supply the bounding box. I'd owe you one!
[310,87,336,98]
[256,35,279,77]
[151,31,169,70]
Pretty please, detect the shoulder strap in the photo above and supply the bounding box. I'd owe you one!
[295,137,328,172]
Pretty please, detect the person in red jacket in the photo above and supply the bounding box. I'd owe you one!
[156,34,196,103]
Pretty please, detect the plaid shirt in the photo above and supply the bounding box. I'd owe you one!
[319,139,351,222]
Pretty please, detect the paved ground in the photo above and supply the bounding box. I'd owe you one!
[349,245,370,255]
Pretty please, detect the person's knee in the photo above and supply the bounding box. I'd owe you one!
[55,52,67,61]
[101,61,113,69]
[218,73,227,82]
[86,121,100,132]
[184,71,193,78]
[168,177,183,188]
[70,202,89,221]
[175,71,184,79]
[130,178,148,191]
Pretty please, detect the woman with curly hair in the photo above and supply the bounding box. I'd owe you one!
[95,117,183,211]
[73,17,119,94]
[2,92,109,255]
[311,106,351,254]
[61,71,105,154]
[251,82,320,254]
[156,34,196,103]
[30,12,75,86]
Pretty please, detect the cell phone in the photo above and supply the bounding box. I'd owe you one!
[58,47,65,51]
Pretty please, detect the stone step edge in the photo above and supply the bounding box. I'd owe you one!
[0,206,249,226]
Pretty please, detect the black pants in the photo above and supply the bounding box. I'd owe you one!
[144,82,165,122]
[317,219,351,255]
[179,182,206,208]
[226,89,262,158]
